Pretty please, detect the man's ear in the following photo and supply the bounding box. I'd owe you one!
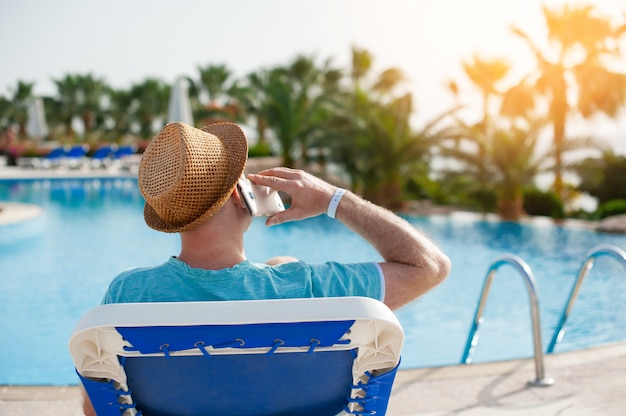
[231,188,246,209]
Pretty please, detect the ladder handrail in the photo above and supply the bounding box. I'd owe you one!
[547,244,626,353]
[460,255,553,387]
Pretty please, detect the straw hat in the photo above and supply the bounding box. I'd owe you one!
[138,122,248,232]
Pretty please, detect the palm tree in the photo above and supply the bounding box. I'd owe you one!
[458,54,513,186]
[52,73,108,140]
[439,119,549,220]
[512,4,626,200]
[104,87,135,141]
[0,96,10,129]
[336,93,447,209]
[127,78,169,139]
[197,64,232,106]
[350,46,372,85]
[461,55,511,129]
[248,55,342,167]
[227,72,269,145]
[6,80,34,140]
[326,46,454,209]
[75,74,108,137]
[52,74,83,139]
[196,64,239,123]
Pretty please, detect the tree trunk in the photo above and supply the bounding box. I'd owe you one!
[364,181,404,211]
[496,193,526,221]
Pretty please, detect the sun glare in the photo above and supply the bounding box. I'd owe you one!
[431,1,620,72]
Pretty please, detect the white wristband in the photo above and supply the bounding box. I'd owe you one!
[327,188,346,219]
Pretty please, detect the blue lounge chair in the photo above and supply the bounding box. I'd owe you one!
[90,145,116,169]
[43,147,67,166]
[69,297,404,416]
[18,145,84,169]
[113,144,137,160]
[64,144,89,169]
[111,144,139,172]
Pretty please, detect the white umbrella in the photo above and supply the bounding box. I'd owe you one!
[26,97,49,139]
[167,77,193,126]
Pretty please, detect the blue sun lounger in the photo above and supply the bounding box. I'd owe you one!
[69,297,404,416]
[90,145,116,169]
[64,144,89,169]
[41,146,67,168]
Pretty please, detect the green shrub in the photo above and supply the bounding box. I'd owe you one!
[595,199,626,220]
[523,188,565,219]
[468,189,497,213]
[248,142,273,158]
[567,208,595,221]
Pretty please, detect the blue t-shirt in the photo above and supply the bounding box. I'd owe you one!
[102,257,384,304]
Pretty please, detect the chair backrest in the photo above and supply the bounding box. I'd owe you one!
[65,144,89,158]
[91,145,115,160]
[44,146,67,160]
[69,297,404,416]
[113,144,137,159]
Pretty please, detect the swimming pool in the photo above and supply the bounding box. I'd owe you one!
[1,177,626,385]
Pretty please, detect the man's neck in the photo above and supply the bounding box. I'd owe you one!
[176,197,251,270]
[177,221,247,270]
[177,246,246,270]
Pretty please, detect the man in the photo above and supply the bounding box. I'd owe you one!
[103,121,450,309]
[84,121,450,415]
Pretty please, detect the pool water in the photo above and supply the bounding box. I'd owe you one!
[1,177,626,385]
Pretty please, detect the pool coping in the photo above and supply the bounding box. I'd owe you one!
[0,202,43,225]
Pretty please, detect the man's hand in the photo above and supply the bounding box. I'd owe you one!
[248,168,336,226]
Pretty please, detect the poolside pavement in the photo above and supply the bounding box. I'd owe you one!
[0,202,42,224]
[389,341,626,416]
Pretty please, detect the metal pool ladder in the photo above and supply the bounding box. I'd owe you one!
[460,255,554,387]
[547,244,626,353]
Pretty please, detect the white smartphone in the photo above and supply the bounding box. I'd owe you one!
[237,177,285,217]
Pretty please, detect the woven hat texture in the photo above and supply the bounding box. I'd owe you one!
[139,121,248,232]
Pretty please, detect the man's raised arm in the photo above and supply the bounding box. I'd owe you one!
[249,168,451,309]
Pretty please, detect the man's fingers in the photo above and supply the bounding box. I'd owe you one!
[254,167,299,178]
[248,172,284,187]
[248,170,301,193]
[266,209,296,226]
[249,168,329,224]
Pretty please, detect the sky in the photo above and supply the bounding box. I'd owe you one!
[1,0,625,153]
